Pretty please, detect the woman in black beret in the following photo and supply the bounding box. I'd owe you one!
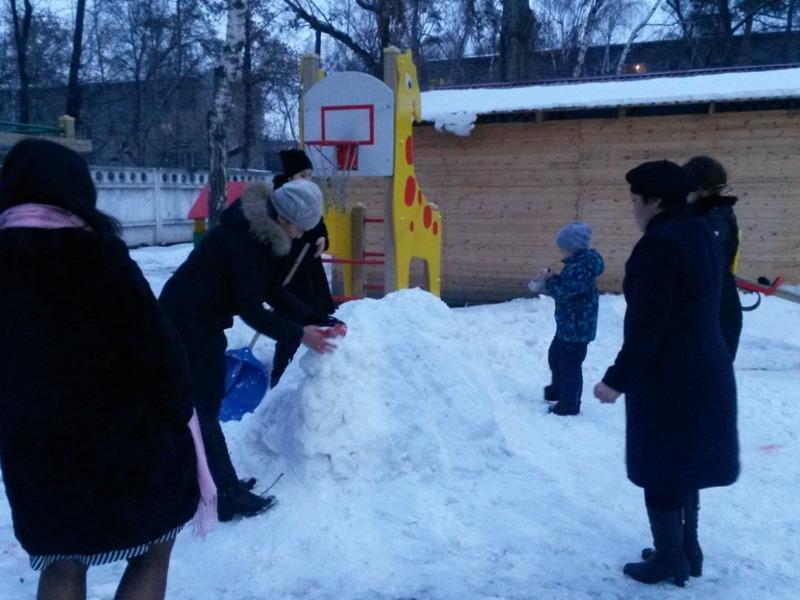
[594,160,739,587]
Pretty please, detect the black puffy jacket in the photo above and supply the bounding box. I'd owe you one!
[159,183,317,347]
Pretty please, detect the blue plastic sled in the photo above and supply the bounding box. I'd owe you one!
[220,338,270,422]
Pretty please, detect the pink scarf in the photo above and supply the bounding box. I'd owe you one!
[0,203,89,230]
[0,205,219,536]
[188,410,218,538]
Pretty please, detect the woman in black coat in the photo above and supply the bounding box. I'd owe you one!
[594,160,739,587]
[159,178,338,522]
[684,155,743,360]
[270,149,336,386]
[0,140,199,600]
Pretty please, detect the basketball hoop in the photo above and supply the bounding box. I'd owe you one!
[302,77,395,206]
[304,141,359,209]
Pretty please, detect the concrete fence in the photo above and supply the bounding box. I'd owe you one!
[92,166,272,247]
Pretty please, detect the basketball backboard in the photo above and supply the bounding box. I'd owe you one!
[303,71,394,177]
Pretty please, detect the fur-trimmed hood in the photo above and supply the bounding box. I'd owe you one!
[222,182,291,257]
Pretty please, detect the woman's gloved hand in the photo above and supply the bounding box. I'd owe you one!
[319,315,347,337]
[301,325,338,353]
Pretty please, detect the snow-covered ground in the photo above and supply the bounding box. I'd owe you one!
[1,243,798,600]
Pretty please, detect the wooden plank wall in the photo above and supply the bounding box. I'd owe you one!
[344,109,800,304]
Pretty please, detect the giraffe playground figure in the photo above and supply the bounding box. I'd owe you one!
[391,50,442,297]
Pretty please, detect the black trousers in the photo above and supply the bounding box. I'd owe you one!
[547,336,588,409]
[720,282,743,361]
[644,489,695,511]
[185,332,240,493]
[271,336,301,387]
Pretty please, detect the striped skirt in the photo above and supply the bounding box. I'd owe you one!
[29,523,184,571]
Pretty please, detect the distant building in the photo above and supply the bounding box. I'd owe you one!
[0,73,266,169]
[423,31,800,87]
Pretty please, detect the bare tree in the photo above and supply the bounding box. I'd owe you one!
[500,0,537,81]
[80,0,218,164]
[785,0,798,59]
[242,0,299,158]
[356,0,407,53]
[66,0,87,120]
[241,0,254,168]
[282,0,380,72]
[616,0,662,73]
[437,0,480,83]
[533,0,652,77]
[9,0,33,122]
[572,0,606,77]
[664,0,787,66]
[471,0,503,57]
[0,22,13,87]
[663,0,702,65]
[281,0,447,77]
[208,0,247,228]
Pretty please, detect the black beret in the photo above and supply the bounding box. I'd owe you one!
[272,173,289,191]
[625,160,699,205]
[279,149,313,179]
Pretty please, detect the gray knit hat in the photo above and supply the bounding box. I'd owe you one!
[271,178,322,231]
[555,221,592,252]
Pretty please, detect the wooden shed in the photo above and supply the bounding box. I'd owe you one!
[345,66,800,304]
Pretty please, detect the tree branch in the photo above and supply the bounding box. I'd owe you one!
[355,0,377,12]
[282,0,378,70]
[731,0,776,34]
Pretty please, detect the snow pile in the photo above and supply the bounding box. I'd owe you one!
[218,290,554,599]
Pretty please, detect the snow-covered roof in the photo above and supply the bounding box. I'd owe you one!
[421,67,800,136]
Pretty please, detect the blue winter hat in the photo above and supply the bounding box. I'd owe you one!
[555,221,592,252]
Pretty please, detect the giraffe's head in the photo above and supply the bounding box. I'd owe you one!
[396,50,421,123]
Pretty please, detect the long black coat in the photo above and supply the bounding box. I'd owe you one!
[0,228,198,556]
[279,220,335,316]
[694,195,742,359]
[603,212,739,493]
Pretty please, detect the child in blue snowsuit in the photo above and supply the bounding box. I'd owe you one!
[529,221,605,415]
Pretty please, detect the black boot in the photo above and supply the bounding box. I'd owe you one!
[218,486,276,522]
[543,385,559,402]
[682,491,703,577]
[239,477,257,492]
[625,508,689,586]
[641,492,703,577]
[548,401,580,416]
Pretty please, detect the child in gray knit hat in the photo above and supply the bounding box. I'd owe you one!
[529,221,604,415]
